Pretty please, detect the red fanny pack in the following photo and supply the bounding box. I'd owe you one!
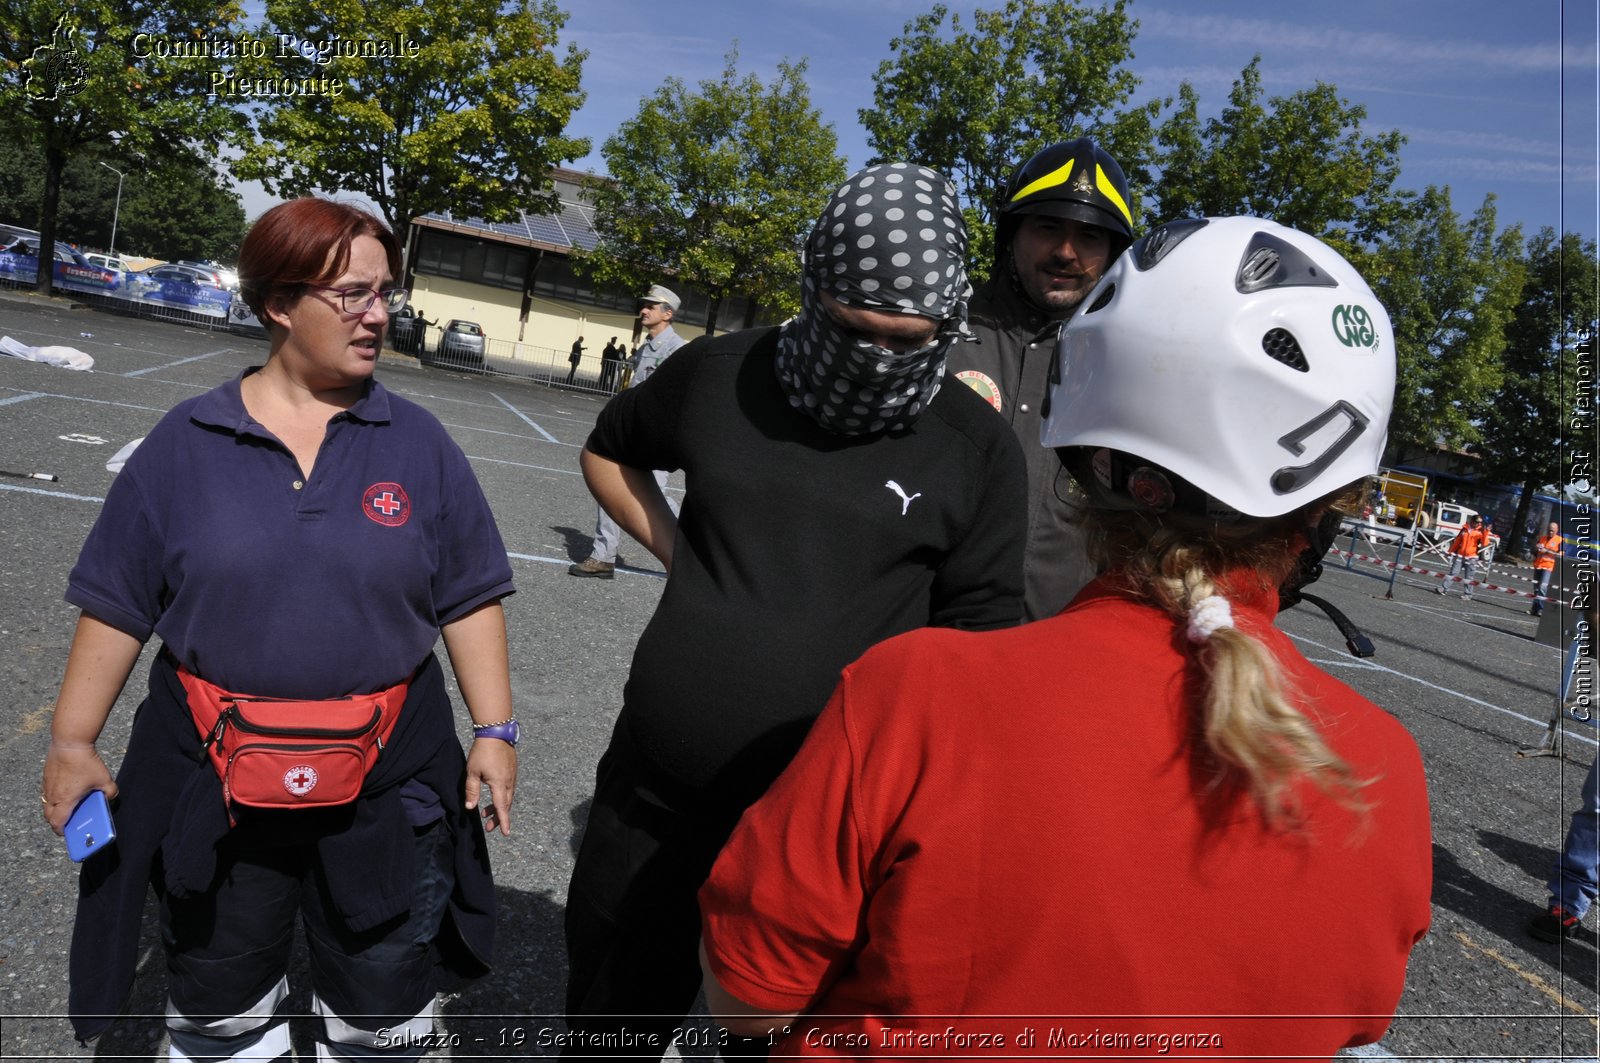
[176,666,410,812]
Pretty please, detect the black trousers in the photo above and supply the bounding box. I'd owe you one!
[163,818,452,1060]
[563,739,768,1061]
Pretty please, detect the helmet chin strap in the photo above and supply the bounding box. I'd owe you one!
[1279,509,1376,658]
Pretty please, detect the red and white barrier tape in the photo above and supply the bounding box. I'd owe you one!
[1330,547,1560,602]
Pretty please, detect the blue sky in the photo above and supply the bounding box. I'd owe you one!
[238,0,1599,244]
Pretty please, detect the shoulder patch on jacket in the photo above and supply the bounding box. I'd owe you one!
[955,369,1003,412]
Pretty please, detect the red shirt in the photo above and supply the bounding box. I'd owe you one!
[701,576,1433,1059]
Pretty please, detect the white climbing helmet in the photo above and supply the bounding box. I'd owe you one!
[1040,215,1395,518]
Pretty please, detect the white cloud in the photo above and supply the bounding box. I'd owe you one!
[1405,153,1598,184]
[1402,127,1567,159]
[1135,9,1590,74]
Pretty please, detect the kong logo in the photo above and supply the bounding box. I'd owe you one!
[1331,304,1380,351]
[362,482,411,526]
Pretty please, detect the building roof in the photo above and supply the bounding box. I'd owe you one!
[412,169,605,256]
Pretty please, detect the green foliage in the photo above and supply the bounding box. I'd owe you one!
[859,0,1158,280]
[578,50,847,329]
[1366,188,1524,455]
[1475,229,1598,497]
[0,129,246,260]
[233,0,588,237]
[0,0,247,292]
[119,157,248,261]
[1150,58,1407,253]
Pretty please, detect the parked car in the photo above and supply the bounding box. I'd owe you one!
[388,306,430,354]
[177,259,239,290]
[0,224,116,295]
[138,263,225,289]
[84,252,131,273]
[432,319,487,372]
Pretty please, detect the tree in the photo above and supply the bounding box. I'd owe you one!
[1366,187,1524,456]
[117,156,248,261]
[1475,229,1599,553]
[0,0,247,294]
[0,133,246,260]
[1149,57,1407,254]
[577,51,848,331]
[233,0,588,239]
[858,0,1159,280]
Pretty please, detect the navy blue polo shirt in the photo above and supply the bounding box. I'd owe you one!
[67,371,514,698]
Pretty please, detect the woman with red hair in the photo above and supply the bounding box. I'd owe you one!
[42,198,519,1061]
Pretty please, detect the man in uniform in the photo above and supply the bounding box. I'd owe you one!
[1437,513,1490,600]
[569,285,685,579]
[1530,521,1564,616]
[949,138,1136,620]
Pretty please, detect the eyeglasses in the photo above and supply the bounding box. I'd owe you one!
[309,286,409,315]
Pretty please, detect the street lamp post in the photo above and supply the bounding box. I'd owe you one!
[98,161,125,260]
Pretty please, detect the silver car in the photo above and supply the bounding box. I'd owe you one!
[434,319,487,372]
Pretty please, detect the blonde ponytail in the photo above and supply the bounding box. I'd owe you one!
[1082,502,1370,828]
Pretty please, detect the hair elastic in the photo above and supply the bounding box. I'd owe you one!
[1186,595,1234,643]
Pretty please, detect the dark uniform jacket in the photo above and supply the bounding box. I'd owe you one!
[953,276,1097,620]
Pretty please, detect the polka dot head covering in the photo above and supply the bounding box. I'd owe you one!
[776,163,972,435]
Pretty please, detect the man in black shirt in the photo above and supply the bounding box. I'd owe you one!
[562,163,1026,1058]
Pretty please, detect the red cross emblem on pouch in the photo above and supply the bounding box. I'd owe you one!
[284,765,319,797]
[362,482,411,526]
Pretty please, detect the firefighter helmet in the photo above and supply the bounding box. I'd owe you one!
[996,138,1135,257]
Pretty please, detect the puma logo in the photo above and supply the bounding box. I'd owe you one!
[885,480,922,516]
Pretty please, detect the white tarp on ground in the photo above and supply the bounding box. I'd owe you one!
[0,334,93,370]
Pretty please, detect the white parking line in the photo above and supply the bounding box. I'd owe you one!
[506,550,666,579]
[122,348,234,377]
[0,388,169,414]
[467,454,582,477]
[490,391,560,443]
[440,420,581,446]
[1290,631,1597,749]
[0,482,105,503]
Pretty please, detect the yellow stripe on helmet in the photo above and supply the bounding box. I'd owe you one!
[1009,158,1077,204]
[1095,165,1133,229]
[1010,155,1134,232]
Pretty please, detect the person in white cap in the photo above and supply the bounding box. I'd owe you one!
[569,284,685,578]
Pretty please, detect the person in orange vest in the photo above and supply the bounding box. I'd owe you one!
[1437,514,1490,599]
[1530,521,1564,616]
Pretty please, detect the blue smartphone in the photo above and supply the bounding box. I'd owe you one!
[64,790,116,862]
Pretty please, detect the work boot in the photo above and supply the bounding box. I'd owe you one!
[568,557,615,579]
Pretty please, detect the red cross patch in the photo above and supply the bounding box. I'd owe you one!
[283,764,319,797]
[362,482,411,527]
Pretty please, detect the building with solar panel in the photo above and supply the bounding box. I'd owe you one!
[401,169,770,389]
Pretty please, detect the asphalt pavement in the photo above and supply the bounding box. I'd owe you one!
[0,291,1596,1060]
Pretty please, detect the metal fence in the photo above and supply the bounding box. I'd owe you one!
[406,327,624,397]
